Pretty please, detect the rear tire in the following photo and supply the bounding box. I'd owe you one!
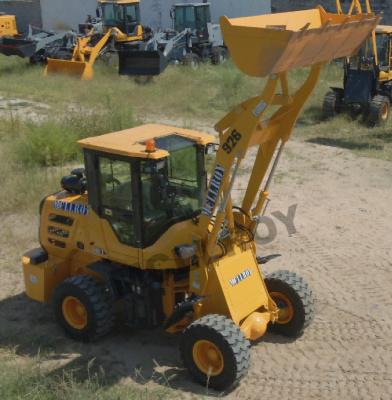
[211,47,227,65]
[53,275,114,342]
[180,314,250,391]
[183,53,200,71]
[322,90,343,120]
[366,95,390,127]
[265,270,314,338]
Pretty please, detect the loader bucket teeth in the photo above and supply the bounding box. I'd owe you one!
[118,50,169,76]
[220,8,379,77]
[44,59,94,81]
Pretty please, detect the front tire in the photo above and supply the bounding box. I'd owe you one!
[180,314,250,391]
[322,90,343,120]
[183,53,200,71]
[265,270,314,337]
[366,95,390,127]
[53,275,114,342]
[211,47,228,65]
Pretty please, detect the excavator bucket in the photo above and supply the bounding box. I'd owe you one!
[0,37,37,58]
[221,7,379,77]
[44,58,94,81]
[118,49,169,76]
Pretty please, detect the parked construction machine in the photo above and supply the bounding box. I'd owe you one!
[22,7,377,391]
[323,0,392,126]
[45,0,148,80]
[118,2,226,76]
[0,25,72,64]
[0,13,18,37]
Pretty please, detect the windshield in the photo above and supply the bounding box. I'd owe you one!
[141,135,205,246]
[174,6,196,32]
[101,3,140,28]
[349,34,390,70]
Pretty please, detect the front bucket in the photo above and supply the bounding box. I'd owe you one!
[221,7,379,77]
[118,50,169,76]
[44,58,93,80]
[0,37,37,58]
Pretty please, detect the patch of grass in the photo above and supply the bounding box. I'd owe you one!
[12,103,136,167]
[0,353,169,400]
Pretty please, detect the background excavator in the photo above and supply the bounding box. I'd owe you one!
[323,0,392,126]
[22,5,377,392]
[118,2,227,77]
[45,0,149,80]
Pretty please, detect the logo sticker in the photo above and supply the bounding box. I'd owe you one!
[229,269,252,286]
[202,164,225,217]
[53,200,88,216]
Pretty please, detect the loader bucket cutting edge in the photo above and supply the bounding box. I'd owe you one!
[44,58,93,81]
[118,50,169,76]
[0,38,36,58]
[221,8,379,77]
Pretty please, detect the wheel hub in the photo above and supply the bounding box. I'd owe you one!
[193,340,224,376]
[270,291,294,324]
[62,296,87,330]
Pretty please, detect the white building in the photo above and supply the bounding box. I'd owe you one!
[39,0,271,31]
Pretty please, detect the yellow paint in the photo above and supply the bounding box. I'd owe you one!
[62,296,88,329]
[193,340,224,376]
[240,312,270,340]
[78,124,215,160]
[0,15,18,37]
[270,292,294,324]
[22,250,70,303]
[25,8,378,343]
[220,8,378,77]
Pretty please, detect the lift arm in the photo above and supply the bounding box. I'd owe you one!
[198,8,379,258]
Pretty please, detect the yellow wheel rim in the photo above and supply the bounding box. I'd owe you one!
[270,292,294,324]
[193,340,224,376]
[62,296,88,330]
[381,103,389,120]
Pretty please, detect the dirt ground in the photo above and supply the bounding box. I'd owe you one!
[0,136,391,399]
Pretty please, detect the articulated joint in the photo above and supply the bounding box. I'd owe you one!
[240,311,270,341]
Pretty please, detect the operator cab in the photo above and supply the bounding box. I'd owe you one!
[100,0,141,36]
[172,3,211,42]
[343,25,392,105]
[78,124,215,248]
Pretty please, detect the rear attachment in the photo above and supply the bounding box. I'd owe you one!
[118,49,169,76]
[0,37,36,58]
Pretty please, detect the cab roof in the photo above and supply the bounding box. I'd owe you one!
[376,25,392,34]
[99,0,139,4]
[78,123,215,159]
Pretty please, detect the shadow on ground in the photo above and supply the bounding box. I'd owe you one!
[306,136,384,151]
[0,292,291,397]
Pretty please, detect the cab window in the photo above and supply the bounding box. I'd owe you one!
[98,156,136,246]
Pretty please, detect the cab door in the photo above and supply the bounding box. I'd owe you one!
[90,153,141,266]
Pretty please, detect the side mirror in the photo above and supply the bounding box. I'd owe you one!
[96,7,101,18]
[205,143,218,155]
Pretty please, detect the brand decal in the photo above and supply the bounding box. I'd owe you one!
[29,273,38,285]
[202,164,225,217]
[229,269,252,286]
[53,200,88,216]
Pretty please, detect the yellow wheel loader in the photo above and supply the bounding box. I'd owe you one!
[323,0,392,126]
[44,0,146,80]
[23,7,377,391]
